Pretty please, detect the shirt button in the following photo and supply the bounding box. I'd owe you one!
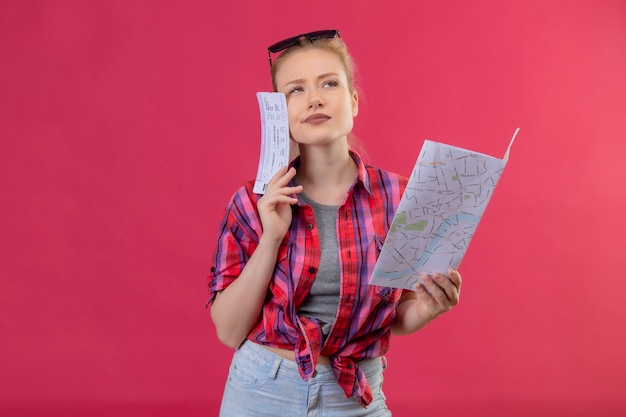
[307,223,313,230]
[309,267,315,274]
[312,370,318,378]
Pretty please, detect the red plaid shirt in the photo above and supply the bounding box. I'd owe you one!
[208,152,408,407]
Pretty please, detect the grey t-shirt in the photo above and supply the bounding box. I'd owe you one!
[297,192,340,337]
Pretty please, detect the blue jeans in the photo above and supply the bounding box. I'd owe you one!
[219,340,392,416]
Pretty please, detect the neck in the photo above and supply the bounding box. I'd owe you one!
[296,142,358,205]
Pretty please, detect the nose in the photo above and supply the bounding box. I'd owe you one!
[308,89,324,108]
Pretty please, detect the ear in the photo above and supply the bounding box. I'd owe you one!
[351,91,359,117]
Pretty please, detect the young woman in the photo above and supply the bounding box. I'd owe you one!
[208,30,462,416]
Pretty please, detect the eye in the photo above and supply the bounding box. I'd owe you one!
[287,86,304,95]
[322,79,339,88]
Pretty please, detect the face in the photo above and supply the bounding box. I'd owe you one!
[274,48,358,148]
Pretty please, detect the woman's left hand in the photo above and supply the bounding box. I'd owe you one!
[415,269,462,323]
[391,268,462,335]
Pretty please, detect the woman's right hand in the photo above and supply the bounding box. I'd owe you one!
[256,166,303,244]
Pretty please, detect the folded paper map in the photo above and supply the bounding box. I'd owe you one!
[370,129,519,290]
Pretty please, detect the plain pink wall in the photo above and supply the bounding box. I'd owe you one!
[1,1,625,416]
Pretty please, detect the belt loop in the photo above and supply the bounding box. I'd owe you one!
[269,357,281,379]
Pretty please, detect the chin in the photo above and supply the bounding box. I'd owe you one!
[292,132,350,147]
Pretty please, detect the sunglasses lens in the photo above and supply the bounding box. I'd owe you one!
[268,36,299,54]
[268,30,339,54]
[306,30,339,41]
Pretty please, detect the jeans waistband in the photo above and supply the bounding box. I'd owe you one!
[237,340,384,382]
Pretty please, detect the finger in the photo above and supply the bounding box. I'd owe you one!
[263,185,302,199]
[432,273,460,303]
[447,268,462,289]
[425,273,458,307]
[259,193,300,208]
[415,282,431,297]
[445,269,462,300]
[275,194,300,205]
[421,274,447,303]
[432,270,461,291]
[267,166,297,189]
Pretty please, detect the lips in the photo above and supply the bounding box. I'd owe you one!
[304,113,331,124]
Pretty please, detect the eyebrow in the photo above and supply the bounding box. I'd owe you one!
[281,72,340,88]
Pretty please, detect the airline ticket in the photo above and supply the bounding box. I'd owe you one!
[253,92,290,194]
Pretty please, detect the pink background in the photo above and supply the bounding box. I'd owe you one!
[1,1,625,416]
